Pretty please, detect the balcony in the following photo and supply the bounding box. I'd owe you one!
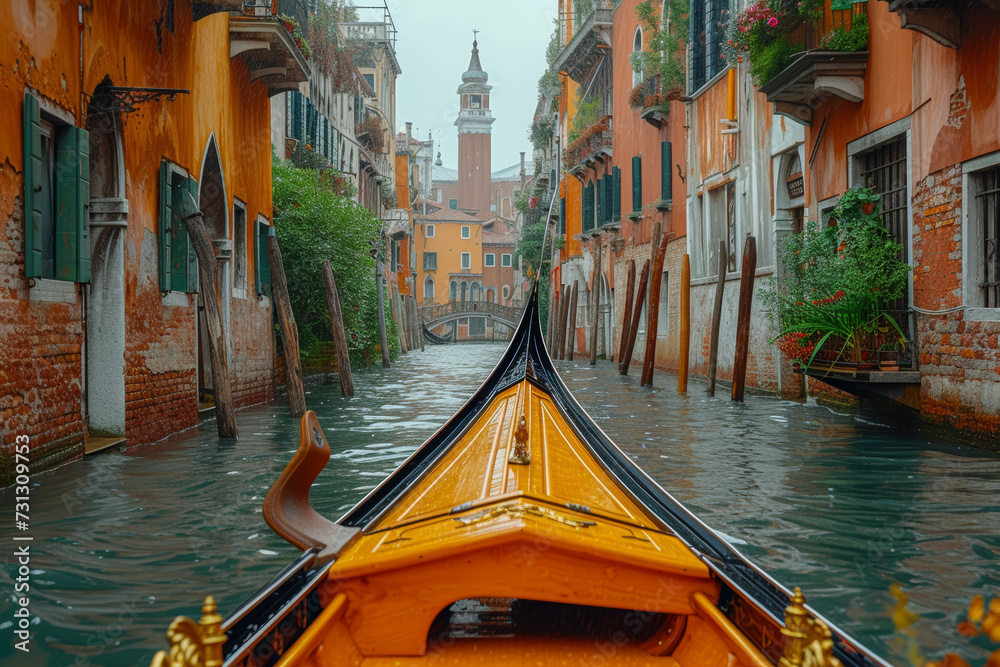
[759,50,867,125]
[564,116,612,174]
[552,8,613,83]
[356,106,388,155]
[229,1,310,96]
[340,4,401,77]
[879,1,963,49]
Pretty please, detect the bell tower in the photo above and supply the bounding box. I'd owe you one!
[455,37,494,213]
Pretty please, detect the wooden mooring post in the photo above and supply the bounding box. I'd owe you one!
[369,242,391,368]
[548,285,560,352]
[321,261,354,397]
[566,280,579,361]
[269,231,307,418]
[617,260,636,370]
[732,236,757,402]
[590,238,602,366]
[184,206,238,438]
[620,259,650,376]
[706,242,727,397]
[679,253,691,394]
[641,233,669,387]
[557,284,570,361]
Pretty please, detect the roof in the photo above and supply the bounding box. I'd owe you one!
[491,162,532,181]
[432,164,458,183]
[461,40,488,83]
[414,207,480,222]
[483,230,516,246]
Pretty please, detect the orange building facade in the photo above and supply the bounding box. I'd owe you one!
[1,1,305,482]
[541,0,1000,436]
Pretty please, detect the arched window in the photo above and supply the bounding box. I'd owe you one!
[450,280,457,301]
[486,287,496,303]
[424,276,435,301]
[471,282,481,301]
[461,281,468,302]
[632,27,643,88]
[502,285,510,301]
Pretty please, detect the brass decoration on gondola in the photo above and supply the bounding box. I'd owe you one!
[149,596,226,667]
[780,588,843,667]
[508,413,531,464]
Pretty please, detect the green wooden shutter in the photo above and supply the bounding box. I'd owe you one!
[23,94,43,278]
[158,162,172,291]
[182,177,199,293]
[256,220,271,297]
[583,182,595,232]
[54,126,90,283]
[632,156,642,212]
[595,177,603,227]
[559,197,566,235]
[661,141,672,202]
[611,167,622,222]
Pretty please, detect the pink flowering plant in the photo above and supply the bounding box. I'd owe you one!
[722,0,869,86]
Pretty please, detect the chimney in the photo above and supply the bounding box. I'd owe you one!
[405,122,412,150]
[519,152,526,190]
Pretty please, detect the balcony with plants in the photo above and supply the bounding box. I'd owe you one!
[229,0,312,96]
[726,0,870,125]
[629,0,689,127]
[551,2,614,84]
[762,187,916,384]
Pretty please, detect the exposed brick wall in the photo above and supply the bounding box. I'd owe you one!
[230,296,276,406]
[912,166,1000,437]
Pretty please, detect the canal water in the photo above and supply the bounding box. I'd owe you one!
[2,342,1000,667]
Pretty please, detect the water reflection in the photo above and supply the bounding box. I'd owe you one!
[1,343,999,666]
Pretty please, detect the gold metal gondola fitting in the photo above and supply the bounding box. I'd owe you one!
[508,413,531,464]
[780,588,843,667]
[149,596,226,667]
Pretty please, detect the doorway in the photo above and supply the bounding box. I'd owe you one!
[196,137,229,408]
[84,80,127,445]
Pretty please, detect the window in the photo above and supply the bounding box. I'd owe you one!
[461,225,471,239]
[501,254,512,267]
[424,275,435,301]
[233,200,247,294]
[22,94,90,283]
[707,184,729,277]
[632,156,643,212]
[449,198,458,209]
[470,94,482,109]
[486,287,496,302]
[973,165,1000,307]
[855,134,909,332]
[502,285,510,300]
[426,224,435,238]
[690,0,730,92]
[583,182,595,232]
[450,280,457,301]
[423,252,437,270]
[461,252,471,270]
[485,253,495,267]
[559,197,567,235]
[632,28,643,88]
[363,73,375,89]
[458,317,469,326]
[471,281,481,301]
[254,215,271,297]
[159,161,199,293]
[469,317,486,336]
[612,166,621,221]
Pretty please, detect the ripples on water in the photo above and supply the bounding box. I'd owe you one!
[2,342,999,666]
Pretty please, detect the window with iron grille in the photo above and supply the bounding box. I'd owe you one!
[976,166,1000,307]
[857,136,910,337]
[689,0,729,92]
[423,252,437,270]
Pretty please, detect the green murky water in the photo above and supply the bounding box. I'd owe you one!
[2,342,999,666]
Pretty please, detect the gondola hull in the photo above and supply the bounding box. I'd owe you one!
[149,287,891,667]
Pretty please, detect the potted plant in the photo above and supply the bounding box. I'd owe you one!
[762,186,911,372]
[649,198,672,212]
[625,211,642,222]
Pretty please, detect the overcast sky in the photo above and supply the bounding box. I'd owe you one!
[386,0,559,173]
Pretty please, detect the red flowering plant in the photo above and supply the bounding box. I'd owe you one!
[761,186,911,369]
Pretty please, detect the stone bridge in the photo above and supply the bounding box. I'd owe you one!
[419,301,523,332]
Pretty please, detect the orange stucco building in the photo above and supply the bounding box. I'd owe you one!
[538,0,1000,437]
[1,1,306,482]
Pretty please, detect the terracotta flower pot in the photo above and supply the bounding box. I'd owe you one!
[861,202,877,215]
